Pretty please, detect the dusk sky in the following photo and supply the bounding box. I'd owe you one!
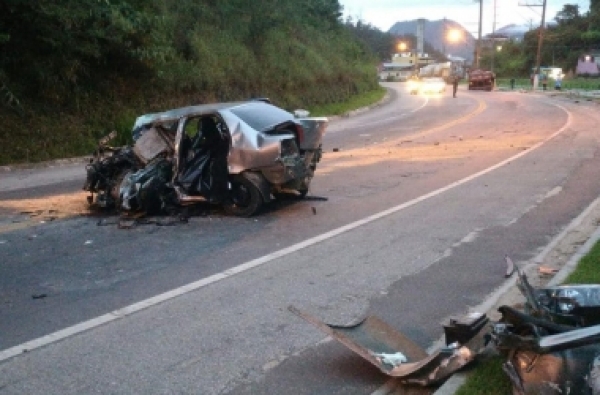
[338,0,590,35]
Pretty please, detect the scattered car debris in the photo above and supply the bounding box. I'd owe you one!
[31,294,47,300]
[311,207,317,215]
[505,255,516,278]
[370,351,407,367]
[492,267,600,394]
[84,240,93,245]
[96,219,119,227]
[118,219,136,230]
[538,265,559,275]
[290,256,600,394]
[288,305,488,386]
[83,101,328,217]
[332,148,340,152]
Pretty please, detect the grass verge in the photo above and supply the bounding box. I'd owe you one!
[496,77,600,91]
[308,86,387,117]
[453,237,600,394]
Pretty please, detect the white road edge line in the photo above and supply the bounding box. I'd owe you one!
[0,104,573,364]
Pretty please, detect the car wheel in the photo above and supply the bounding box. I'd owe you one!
[224,176,263,217]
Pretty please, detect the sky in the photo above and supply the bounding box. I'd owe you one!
[338,0,590,36]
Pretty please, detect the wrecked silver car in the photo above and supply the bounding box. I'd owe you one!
[83,101,328,216]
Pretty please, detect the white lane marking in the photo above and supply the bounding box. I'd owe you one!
[410,97,429,113]
[0,104,573,364]
[327,97,429,134]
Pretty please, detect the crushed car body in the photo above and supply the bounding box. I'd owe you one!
[83,101,328,216]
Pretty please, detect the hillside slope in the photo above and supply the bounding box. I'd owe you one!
[0,0,379,165]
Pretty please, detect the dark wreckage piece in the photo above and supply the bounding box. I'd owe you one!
[494,261,600,395]
[288,306,488,386]
[493,305,600,395]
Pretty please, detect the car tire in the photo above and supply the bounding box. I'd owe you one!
[224,176,263,217]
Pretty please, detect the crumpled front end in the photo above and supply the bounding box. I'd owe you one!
[83,126,177,213]
[83,142,139,209]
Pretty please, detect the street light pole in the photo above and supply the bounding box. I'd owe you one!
[490,0,497,72]
[534,0,547,76]
[476,0,483,68]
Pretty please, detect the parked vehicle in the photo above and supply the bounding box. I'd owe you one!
[83,101,328,216]
[468,69,495,91]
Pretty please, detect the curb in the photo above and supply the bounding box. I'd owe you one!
[0,156,89,173]
[433,194,600,395]
[326,89,393,122]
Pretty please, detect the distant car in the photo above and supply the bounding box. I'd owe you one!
[407,78,421,95]
[83,101,328,216]
[419,77,447,94]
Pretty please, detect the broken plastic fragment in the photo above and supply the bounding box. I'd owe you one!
[505,255,515,278]
[84,240,93,245]
[538,266,559,275]
[370,351,408,367]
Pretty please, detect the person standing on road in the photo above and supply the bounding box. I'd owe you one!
[452,75,459,98]
[541,74,548,91]
[555,75,562,90]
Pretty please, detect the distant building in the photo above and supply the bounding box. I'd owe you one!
[379,52,436,81]
[576,52,600,76]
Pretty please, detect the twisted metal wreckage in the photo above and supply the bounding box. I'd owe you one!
[83,100,328,218]
[290,257,600,394]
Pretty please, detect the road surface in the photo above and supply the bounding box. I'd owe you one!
[1,83,600,394]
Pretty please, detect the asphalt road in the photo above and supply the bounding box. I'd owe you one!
[1,83,600,394]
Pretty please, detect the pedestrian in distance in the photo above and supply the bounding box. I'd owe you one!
[452,75,459,98]
[542,74,548,91]
[555,75,562,91]
[510,78,515,90]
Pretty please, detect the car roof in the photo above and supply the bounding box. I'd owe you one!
[132,101,276,130]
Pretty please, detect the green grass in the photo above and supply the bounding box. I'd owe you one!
[0,86,386,166]
[454,238,600,394]
[563,239,600,284]
[454,356,512,395]
[308,87,387,117]
[496,77,600,91]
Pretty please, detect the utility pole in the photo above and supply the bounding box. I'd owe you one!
[442,17,447,57]
[534,0,547,77]
[490,0,497,72]
[519,0,547,88]
[476,0,483,68]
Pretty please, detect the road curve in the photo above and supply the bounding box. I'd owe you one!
[1,83,600,394]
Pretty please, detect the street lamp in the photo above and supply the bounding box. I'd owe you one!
[447,29,463,43]
[397,41,408,52]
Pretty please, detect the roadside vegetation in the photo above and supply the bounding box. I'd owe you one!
[496,77,600,90]
[0,1,398,166]
[455,238,600,394]
[479,1,600,79]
